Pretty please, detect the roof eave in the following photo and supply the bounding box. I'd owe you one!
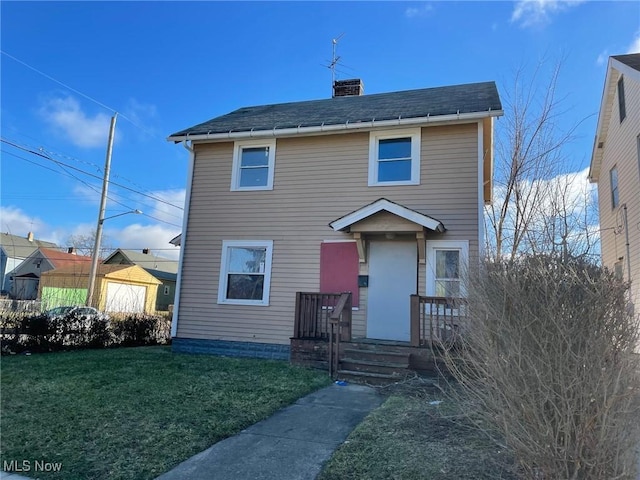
[589,55,640,183]
[167,110,504,143]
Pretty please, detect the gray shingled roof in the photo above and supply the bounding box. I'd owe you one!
[169,81,502,139]
[103,249,179,274]
[0,233,57,260]
[613,53,640,72]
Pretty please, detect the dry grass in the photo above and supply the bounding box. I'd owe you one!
[319,379,517,480]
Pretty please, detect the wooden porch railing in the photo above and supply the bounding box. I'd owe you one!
[294,292,341,340]
[328,293,352,378]
[410,295,466,347]
[293,292,352,377]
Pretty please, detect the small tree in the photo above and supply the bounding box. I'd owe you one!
[486,58,596,261]
[66,231,113,259]
[442,256,640,479]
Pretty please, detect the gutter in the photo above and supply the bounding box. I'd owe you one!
[167,110,504,143]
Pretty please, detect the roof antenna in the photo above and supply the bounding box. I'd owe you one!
[327,33,345,88]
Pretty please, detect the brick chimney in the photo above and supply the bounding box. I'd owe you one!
[27,232,34,242]
[333,79,364,98]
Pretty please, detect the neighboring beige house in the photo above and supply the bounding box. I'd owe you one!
[103,248,178,311]
[589,53,640,311]
[167,79,502,362]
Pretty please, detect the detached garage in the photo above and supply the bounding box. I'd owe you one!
[40,264,161,313]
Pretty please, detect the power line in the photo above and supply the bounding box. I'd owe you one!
[1,50,157,138]
[3,148,139,214]
[4,124,177,202]
[2,138,184,212]
[3,149,181,228]
[5,149,184,229]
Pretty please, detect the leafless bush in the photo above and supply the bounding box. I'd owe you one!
[441,255,640,479]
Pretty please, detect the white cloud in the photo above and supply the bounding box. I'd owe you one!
[511,0,584,28]
[405,3,434,18]
[627,32,640,53]
[596,51,609,66]
[144,189,185,226]
[111,224,181,260]
[0,206,48,239]
[488,168,599,257]
[39,96,113,148]
[123,98,159,140]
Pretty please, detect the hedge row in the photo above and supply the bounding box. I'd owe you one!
[0,312,171,354]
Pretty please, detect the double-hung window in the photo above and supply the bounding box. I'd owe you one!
[610,166,619,209]
[426,240,469,298]
[368,128,421,186]
[218,240,273,305]
[231,140,276,191]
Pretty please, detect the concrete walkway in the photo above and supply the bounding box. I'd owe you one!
[156,383,383,480]
[0,474,34,480]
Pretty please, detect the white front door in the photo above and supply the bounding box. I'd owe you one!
[367,240,417,341]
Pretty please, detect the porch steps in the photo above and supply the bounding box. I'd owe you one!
[337,369,411,386]
[336,342,413,385]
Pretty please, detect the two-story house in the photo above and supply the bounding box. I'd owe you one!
[589,54,640,312]
[167,79,502,375]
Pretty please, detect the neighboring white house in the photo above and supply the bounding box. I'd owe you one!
[589,53,640,311]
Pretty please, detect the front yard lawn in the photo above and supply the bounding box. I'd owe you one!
[1,346,330,479]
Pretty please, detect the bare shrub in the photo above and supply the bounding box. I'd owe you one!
[441,255,640,479]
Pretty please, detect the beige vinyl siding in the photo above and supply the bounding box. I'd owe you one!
[178,123,481,344]
[598,73,640,308]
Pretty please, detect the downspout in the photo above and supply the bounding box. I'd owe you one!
[622,204,634,315]
[171,140,195,338]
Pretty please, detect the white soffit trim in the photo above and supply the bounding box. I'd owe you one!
[167,110,504,143]
[330,198,445,232]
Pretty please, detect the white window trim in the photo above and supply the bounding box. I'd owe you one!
[217,240,274,306]
[231,139,276,191]
[426,240,469,297]
[368,128,421,186]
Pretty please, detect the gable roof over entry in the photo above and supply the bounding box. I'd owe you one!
[329,198,445,233]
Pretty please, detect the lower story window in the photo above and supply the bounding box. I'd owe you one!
[218,240,273,305]
[426,240,469,298]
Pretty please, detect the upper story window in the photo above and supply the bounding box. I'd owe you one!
[231,139,276,191]
[368,128,421,186]
[610,166,619,209]
[218,240,273,306]
[618,76,626,123]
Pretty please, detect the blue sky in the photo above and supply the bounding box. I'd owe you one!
[1,1,639,260]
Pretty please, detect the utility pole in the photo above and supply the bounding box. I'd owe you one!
[86,114,117,307]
